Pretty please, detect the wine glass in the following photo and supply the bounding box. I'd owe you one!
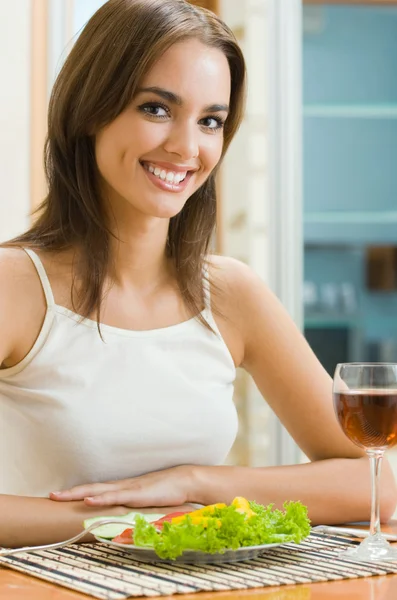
[333,362,397,562]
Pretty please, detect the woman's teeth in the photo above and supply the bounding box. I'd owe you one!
[145,163,187,184]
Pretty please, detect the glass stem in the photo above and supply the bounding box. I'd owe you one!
[367,451,384,537]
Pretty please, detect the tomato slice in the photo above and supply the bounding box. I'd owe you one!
[112,528,134,545]
[152,512,188,527]
[151,511,191,531]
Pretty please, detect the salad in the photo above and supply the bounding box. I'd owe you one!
[85,497,311,560]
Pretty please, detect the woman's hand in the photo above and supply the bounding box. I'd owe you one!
[49,465,197,508]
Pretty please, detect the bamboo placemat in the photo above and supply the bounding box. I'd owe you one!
[1,533,397,600]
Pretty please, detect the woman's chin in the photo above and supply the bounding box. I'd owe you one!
[145,199,187,220]
[115,192,188,221]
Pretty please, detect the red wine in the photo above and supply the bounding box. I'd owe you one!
[334,390,397,450]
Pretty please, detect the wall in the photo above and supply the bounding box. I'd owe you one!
[73,0,106,34]
[0,2,31,242]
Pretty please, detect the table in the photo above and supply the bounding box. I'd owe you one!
[1,522,397,600]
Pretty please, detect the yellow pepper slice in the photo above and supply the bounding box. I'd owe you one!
[171,503,226,525]
[170,499,256,526]
[189,516,222,528]
[231,496,256,518]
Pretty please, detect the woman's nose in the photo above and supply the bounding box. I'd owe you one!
[163,121,199,160]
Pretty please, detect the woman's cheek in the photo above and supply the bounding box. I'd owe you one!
[205,138,224,170]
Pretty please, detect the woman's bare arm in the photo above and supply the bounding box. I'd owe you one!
[0,495,133,548]
[188,457,396,525]
[209,257,397,522]
[0,248,46,369]
[48,456,397,526]
[0,494,196,548]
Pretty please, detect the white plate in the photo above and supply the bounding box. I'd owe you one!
[95,536,288,564]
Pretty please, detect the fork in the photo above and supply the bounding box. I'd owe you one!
[0,519,137,558]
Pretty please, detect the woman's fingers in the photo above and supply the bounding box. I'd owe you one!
[49,481,123,501]
[82,476,190,507]
[83,484,185,507]
[84,489,151,507]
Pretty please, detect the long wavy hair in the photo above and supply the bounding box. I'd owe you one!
[4,0,246,329]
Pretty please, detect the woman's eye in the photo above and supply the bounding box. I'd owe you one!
[200,116,225,131]
[139,103,169,118]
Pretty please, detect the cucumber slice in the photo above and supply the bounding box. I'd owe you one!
[83,511,165,539]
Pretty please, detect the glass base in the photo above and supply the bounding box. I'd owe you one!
[338,533,397,562]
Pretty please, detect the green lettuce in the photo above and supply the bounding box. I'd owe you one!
[132,501,310,560]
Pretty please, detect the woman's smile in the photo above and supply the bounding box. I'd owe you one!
[139,160,196,193]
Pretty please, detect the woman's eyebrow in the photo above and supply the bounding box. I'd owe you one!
[136,86,229,113]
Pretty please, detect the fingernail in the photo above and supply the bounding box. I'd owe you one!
[85,496,95,502]
[50,491,62,496]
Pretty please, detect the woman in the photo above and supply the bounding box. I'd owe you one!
[0,0,395,548]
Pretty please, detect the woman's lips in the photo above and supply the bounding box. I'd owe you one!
[140,162,193,193]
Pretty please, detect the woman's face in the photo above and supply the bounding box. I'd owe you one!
[95,38,231,220]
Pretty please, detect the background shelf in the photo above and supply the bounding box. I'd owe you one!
[305,211,397,224]
[304,104,397,118]
[304,314,362,328]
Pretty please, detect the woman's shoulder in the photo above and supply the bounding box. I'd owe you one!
[207,253,285,340]
[208,254,268,303]
[208,254,246,280]
[0,246,41,296]
[0,247,47,367]
[207,255,277,361]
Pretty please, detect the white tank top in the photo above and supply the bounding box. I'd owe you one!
[0,249,237,497]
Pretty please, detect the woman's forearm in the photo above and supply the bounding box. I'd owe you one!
[189,457,397,525]
[0,495,197,548]
[0,495,131,548]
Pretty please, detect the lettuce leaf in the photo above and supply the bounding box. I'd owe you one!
[132,501,310,560]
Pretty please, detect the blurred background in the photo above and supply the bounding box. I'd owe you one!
[2,0,397,485]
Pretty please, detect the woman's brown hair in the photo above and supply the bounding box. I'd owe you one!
[4,0,246,330]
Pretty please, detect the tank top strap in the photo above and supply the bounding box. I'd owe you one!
[23,248,55,309]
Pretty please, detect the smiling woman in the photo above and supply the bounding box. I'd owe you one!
[0,0,395,550]
[5,0,245,332]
